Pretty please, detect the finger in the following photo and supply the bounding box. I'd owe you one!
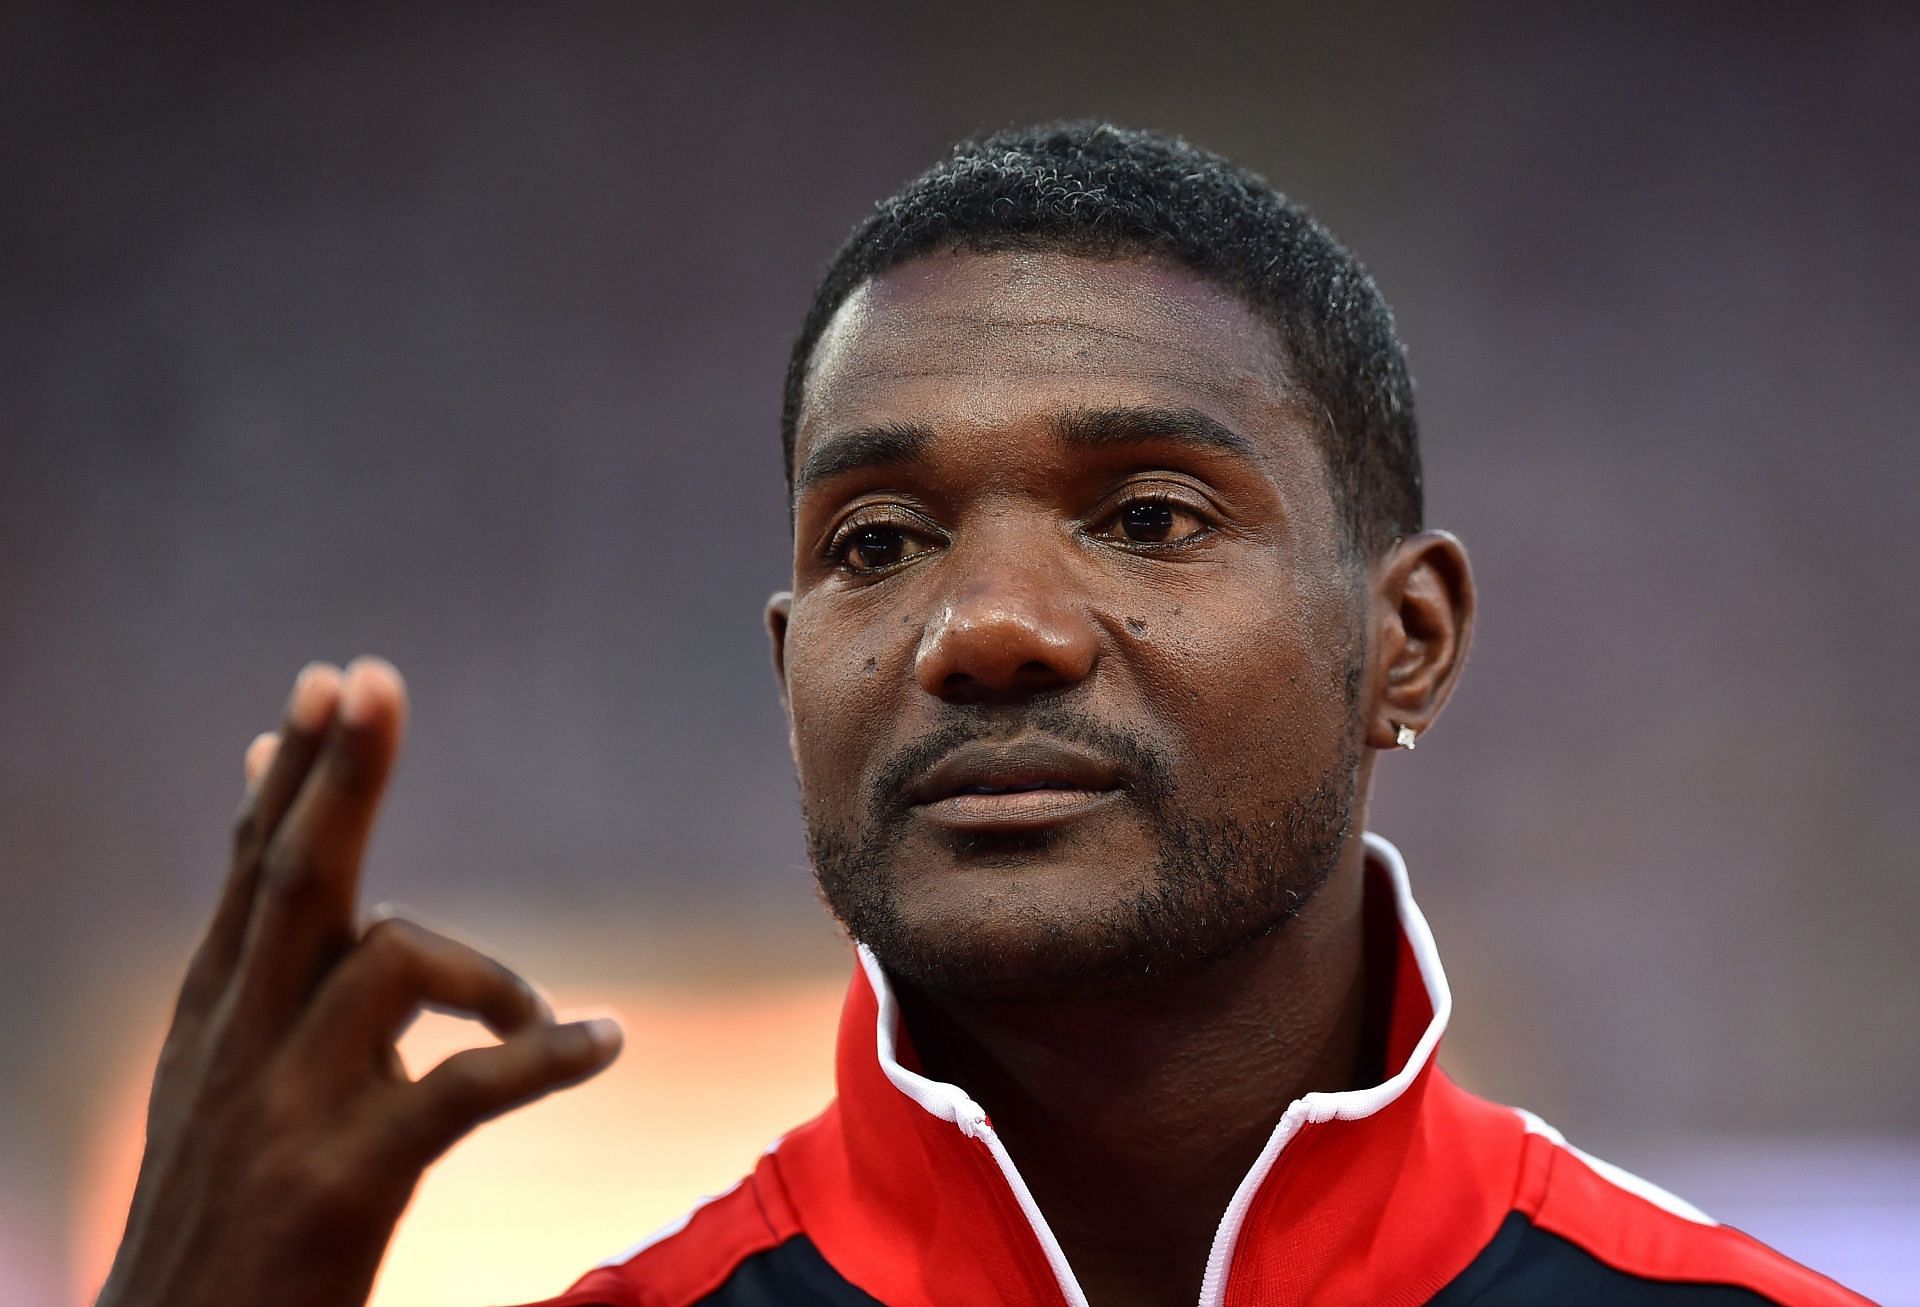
[234,656,408,1030]
[402,1017,623,1164]
[179,665,342,1020]
[245,663,346,853]
[244,731,279,792]
[295,916,552,1073]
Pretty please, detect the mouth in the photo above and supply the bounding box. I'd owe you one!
[907,738,1125,833]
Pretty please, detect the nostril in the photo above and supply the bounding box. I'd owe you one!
[933,660,1076,706]
[1011,659,1066,689]
[938,670,979,697]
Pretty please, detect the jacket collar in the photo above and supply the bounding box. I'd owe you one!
[782,832,1523,1306]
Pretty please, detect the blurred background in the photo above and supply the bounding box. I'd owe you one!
[4,3,1916,1304]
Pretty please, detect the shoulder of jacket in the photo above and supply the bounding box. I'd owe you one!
[508,1154,797,1307]
[1511,1111,1872,1306]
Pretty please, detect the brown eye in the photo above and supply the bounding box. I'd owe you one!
[848,525,908,569]
[1102,495,1208,546]
[1120,501,1177,542]
[838,521,936,572]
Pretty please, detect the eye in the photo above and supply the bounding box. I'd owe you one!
[1120,500,1177,542]
[847,525,911,569]
[1097,493,1211,547]
[829,515,939,574]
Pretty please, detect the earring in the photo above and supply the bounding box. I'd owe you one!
[1394,723,1418,750]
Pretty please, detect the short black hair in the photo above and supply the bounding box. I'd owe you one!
[781,121,1422,558]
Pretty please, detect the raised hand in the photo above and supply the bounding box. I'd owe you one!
[97,658,623,1307]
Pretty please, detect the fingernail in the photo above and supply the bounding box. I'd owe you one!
[580,1017,623,1056]
[340,656,402,729]
[287,663,336,733]
[340,660,375,727]
[245,731,278,783]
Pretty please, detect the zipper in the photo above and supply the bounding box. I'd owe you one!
[1194,1100,1317,1306]
[963,1106,1094,1307]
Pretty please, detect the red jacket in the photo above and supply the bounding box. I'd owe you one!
[520,835,1870,1306]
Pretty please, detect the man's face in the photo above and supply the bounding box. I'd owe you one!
[775,249,1372,1000]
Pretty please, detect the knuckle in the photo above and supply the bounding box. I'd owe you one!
[363,915,422,961]
[230,807,267,860]
[199,1029,259,1100]
[360,914,400,947]
[261,840,324,900]
[354,917,424,986]
[429,1058,491,1117]
[152,1028,202,1084]
[479,952,524,996]
[175,945,220,1010]
[320,737,376,796]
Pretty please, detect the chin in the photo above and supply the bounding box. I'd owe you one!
[871,915,1156,1002]
[857,870,1284,1003]
[809,773,1353,1002]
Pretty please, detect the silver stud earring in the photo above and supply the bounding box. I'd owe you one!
[1395,723,1418,750]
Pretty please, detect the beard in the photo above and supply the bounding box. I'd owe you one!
[805,699,1363,1002]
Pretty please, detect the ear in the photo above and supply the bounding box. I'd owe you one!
[1364,530,1475,750]
[765,591,794,713]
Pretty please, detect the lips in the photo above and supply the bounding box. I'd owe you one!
[908,738,1124,832]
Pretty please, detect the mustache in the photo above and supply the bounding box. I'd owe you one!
[866,703,1175,825]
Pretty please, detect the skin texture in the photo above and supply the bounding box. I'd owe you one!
[770,249,1474,1306]
[97,660,623,1307]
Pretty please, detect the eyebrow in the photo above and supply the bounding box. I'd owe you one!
[1052,405,1262,462]
[793,420,937,496]
[792,404,1262,497]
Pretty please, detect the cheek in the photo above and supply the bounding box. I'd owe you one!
[1132,582,1357,792]
[783,601,907,811]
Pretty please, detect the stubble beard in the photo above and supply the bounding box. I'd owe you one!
[804,698,1365,1003]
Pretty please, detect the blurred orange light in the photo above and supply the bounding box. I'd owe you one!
[73,979,846,1307]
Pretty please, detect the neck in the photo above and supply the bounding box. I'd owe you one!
[893,836,1387,1307]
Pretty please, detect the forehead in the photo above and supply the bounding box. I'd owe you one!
[795,249,1307,466]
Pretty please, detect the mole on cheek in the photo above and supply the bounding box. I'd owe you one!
[863,656,878,675]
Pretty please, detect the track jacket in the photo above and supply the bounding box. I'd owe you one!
[519,834,1870,1306]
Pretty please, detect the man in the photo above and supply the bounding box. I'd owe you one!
[98,124,1867,1306]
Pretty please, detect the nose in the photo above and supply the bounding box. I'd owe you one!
[913,552,1099,703]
